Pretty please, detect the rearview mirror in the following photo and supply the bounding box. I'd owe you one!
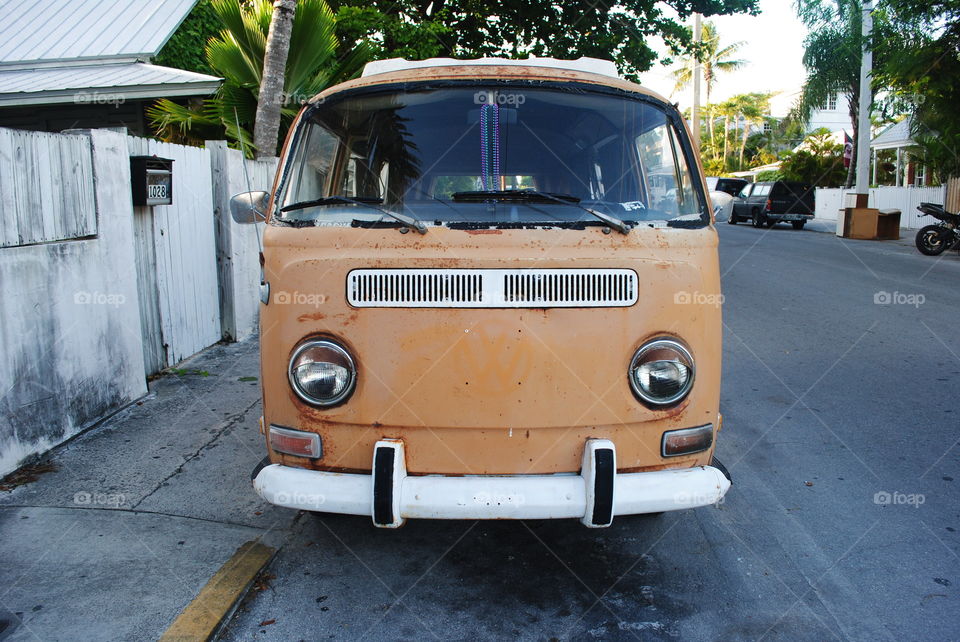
[230,191,269,224]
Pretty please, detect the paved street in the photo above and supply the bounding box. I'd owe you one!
[2,222,959,641]
[224,223,960,641]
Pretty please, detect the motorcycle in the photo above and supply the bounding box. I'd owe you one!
[915,202,960,256]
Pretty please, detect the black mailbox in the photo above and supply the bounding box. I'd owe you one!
[130,156,174,206]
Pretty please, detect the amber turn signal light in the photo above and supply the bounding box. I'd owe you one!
[269,425,322,458]
[661,424,713,457]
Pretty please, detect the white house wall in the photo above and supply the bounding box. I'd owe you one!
[808,94,852,134]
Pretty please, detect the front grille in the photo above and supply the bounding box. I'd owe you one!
[350,271,483,305]
[347,269,638,308]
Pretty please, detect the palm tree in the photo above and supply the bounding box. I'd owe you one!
[149,0,370,156]
[672,20,746,143]
[792,0,879,188]
[254,0,297,159]
[716,98,739,166]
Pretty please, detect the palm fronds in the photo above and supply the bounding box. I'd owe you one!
[150,0,370,156]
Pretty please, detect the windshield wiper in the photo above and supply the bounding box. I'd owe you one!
[280,196,427,234]
[450,190,630,235]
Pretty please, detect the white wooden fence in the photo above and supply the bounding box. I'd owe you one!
[815,186,947,229]
[1,125,276,474]
[209,141,276,342]
[1,129,147,476]
[0,128,97,247]
[128,136,222,371]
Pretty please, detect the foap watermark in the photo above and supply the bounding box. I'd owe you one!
[273,290,327,307]
[74,490,126,507]
[874,290,925,308]
[874,490,925,508]
[674,291,724,308]
[901,92,927,109]
[74,290,126,307]
[275,491,325,508]
[74,92,125,106]
[474,91,526,107]
[674,490,725,506]
[263,89,314,105]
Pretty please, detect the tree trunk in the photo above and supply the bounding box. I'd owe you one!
[706,84,715,157]
[254,0,296,159]
[723,115,730,165]
[739,120,750,169]
[845,96,859,189]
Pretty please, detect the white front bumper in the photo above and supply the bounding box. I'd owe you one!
[253,439,730,528]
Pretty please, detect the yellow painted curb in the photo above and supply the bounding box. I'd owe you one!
[160,539,276,642]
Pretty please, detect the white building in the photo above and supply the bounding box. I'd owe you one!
[807,92,851,133]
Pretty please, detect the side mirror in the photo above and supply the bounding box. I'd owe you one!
[230,191,269,224]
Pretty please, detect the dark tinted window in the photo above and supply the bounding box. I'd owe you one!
[278,86,707,226]
[715,178,747,196]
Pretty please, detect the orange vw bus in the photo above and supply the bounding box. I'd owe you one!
[233,57,731,528]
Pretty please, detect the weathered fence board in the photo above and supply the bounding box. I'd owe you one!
[133,204,165,375]
[0,127,97,248]
[946,177,960,213]
[208,140,277,342]
[127,136,221,370]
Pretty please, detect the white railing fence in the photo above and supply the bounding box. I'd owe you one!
[815,186,947,229]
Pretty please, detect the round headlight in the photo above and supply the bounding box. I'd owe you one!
[289,339,356,407]
[629,338,694,406]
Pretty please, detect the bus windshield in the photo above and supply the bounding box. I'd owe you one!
[278,85,707,228]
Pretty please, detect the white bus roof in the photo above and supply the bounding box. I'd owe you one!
[361,57,620,79]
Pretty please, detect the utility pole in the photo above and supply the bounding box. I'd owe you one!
[855,0,873,194]
[691,13,702,147]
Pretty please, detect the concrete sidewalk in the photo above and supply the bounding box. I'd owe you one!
[0,337,293,641]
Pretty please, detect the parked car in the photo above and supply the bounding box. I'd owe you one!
[709,190,735,223]
[706,178,748,223]
[231,56,731,529]
[729,180,815,229]
[706,176,748,197]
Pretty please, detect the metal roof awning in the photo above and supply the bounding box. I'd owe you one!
[0,62,221,107]
[871,119,914,151]
[0,0,197,65]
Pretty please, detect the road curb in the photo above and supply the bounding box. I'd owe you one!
[159,539,276,641]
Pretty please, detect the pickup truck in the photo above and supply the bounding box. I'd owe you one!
[729,180,815,229]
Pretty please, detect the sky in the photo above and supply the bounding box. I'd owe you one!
[637,0,810,117]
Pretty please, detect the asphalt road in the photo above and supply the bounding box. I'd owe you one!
[223,222,960,641]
